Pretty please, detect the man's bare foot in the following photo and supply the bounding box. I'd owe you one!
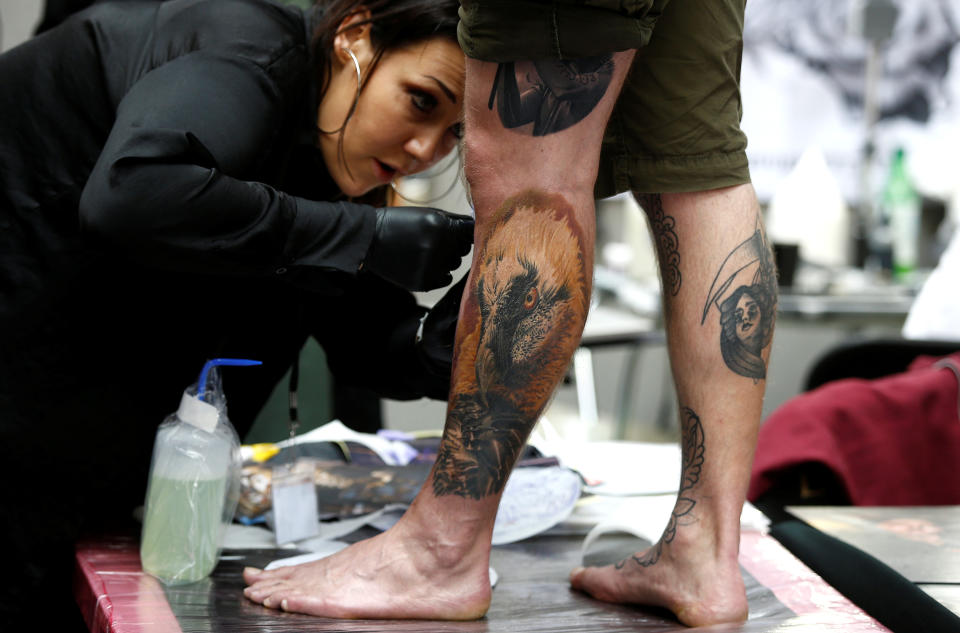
[243,514,492,620]
[569,531,748,627]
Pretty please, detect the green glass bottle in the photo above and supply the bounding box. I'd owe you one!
[883,148,920,280]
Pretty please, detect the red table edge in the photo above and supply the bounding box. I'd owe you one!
[739,530,890,631]
[74,542,182,633]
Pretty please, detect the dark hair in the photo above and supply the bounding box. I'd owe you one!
[313,0,459,97]
[311,0,460,202]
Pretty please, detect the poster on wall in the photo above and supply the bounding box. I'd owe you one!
[741,0,960,207]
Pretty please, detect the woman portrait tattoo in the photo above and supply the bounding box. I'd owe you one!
[433,190,589,499]
[636,193,681,297]
[700,218,777,380]
[718,284,774,379]
[488,55,614,136]
[617,407,705,569]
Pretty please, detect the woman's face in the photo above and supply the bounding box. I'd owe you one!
[318,33,464,197]
[734,291,763,348]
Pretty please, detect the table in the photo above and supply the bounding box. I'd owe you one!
[575,304,663,431]
[75,528,887,632]
[788,505,960,616]
[777,292,914,323]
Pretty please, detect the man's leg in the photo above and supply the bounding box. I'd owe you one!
[571,184,774,626]
[242,52,636,619]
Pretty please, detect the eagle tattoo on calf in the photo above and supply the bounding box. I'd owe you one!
[433,190,589,499]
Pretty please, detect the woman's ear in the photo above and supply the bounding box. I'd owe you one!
[333,9,375,72]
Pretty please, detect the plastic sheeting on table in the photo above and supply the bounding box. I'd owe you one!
[75,529,888,633]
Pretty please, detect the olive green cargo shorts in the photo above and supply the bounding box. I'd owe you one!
[458,0,751,198]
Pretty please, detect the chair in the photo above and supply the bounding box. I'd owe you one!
[804,337,960,391]
[751,337,960,522]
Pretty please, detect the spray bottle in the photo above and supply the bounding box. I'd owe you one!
[140,358,260,585]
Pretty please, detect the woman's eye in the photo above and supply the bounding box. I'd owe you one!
[410,89,437,113]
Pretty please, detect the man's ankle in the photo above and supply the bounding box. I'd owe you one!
[661,503,744,564]
[397,498,495,570]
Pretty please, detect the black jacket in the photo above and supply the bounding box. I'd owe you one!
[0,0,448,477]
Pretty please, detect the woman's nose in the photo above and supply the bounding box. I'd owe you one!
[405,128,447,171]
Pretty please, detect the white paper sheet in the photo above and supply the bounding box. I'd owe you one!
[272,420,418,466]
[528,438,683,497]
[578,497,771,564]
[491,465,582,545]
[365,467,582,546]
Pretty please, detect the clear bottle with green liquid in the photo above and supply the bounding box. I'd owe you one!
[140,358,259,585]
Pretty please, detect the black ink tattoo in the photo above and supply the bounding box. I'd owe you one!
[433,191,589,498]
[432,393,528,498]
[488,56,614,136]
[637,193,681,297]
[616,407,704,569]
[700,218,777,380]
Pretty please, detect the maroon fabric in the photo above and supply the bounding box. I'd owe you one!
[749,353,960,506]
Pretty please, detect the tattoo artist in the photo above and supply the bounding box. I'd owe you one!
[0,0,471,628]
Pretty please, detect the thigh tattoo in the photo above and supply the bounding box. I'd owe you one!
[487,55,614,136]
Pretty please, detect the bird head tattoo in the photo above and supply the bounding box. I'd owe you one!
[470,191,589,416]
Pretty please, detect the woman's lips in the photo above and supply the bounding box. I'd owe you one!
[373,159,396,184]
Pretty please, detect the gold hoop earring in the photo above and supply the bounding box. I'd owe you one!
[318,47,362,135]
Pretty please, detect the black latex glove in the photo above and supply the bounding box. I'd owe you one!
[416,273,469,378]
[363,206,474,292]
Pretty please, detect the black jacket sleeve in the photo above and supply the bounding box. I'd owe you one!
[309,275,451,401]
[78,51,376,284]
